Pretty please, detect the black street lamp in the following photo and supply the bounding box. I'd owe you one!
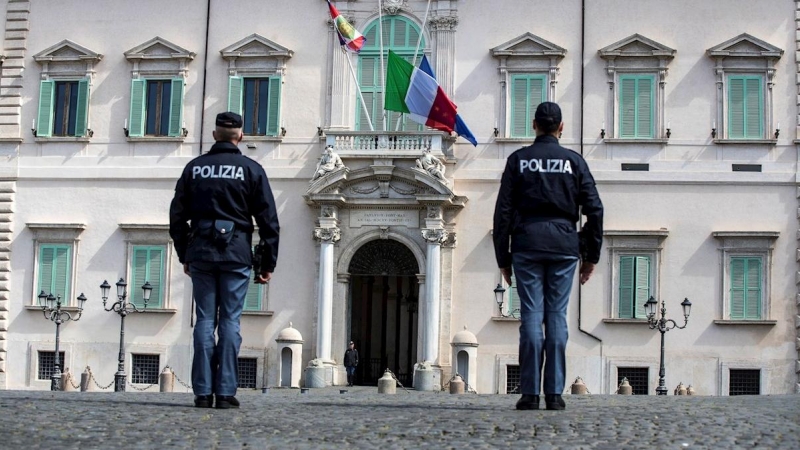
[100,278,153,392]
[493,283,520,318]
[645,296,692,395]
[38,290,86,391]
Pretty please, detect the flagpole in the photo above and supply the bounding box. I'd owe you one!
[344,48,375,132]
[377,0,386,131]
[395,0,433,131]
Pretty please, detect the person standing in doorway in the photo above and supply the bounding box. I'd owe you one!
[170,112,280,409]
[344,341,359,387]
[492,102,603,411]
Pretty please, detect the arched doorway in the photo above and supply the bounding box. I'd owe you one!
[348,239,419,385]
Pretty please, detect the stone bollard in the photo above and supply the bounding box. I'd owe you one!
[80,366,93,392]
[377,369,397,394]
[686,385,696,396]
[617,377,632,395]
[449,374,465,394]
[62,369,76,392]
[674,381,687,396]
[570,376,588,395]
[159,367,174,393]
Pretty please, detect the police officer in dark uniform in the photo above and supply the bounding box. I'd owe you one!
[493,102,603,411]
[169,112,280,409]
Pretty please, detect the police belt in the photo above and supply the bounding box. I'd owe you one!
[518,216,576,229]
[193,220,251,237]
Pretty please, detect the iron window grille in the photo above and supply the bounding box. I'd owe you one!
[729,369,760,396]
[131,354,160,384]
[618,367,649,395]
[237,357,258,389]
[506,365,521,394]
[37,351,65,380]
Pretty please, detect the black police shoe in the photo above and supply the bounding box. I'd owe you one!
[215,395,240,409]
[545,394,566,410]
[194,395,213,408]
[515,394,540,410]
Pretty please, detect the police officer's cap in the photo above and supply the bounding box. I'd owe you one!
[534,102,562,126]
[216,111,243,129]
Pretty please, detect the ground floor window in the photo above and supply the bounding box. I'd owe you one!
[37,351,65,380]
[237,357,258,389]
[506,365,521,394]
[617,367,649,395]
[729,369,760,395]
[131,354,160,384]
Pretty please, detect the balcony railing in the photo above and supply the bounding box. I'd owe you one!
[324,130,451,158]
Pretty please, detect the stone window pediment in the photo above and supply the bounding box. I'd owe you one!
[599,34,675,61]
[707,33,783,61]
[491,33,566,139]
[33,40,103,79]
[220,33,294,74]
[124,37,195,78]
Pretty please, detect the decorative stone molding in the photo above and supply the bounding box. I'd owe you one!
[33,40,103,80]
[0,182,14,381]
[428,16,458,31]
[599,34,675,140]
[124,37,196,79]
[383,0,410,15]
[441,232,456,248]
[220,33,293,77]
[421,229,448,244]
[314,227,341,243]
[706,34,783,141]
[0,0,31,139]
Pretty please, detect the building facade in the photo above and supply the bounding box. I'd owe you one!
[0,0,797,395]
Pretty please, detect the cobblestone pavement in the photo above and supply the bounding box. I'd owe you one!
[0,388,798,449]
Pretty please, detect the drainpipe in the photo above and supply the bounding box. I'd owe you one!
[198,0,212,155]
[576,0,605,391]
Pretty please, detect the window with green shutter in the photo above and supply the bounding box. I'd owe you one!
[618,255,650,319]
[130,246,165,308]
[357,16,424,131]
[37,79,91,138]
[37,244,71,302]
[510,74,546,138]
[618,74,655,139]
[727,75,763,139]
[507,275,521,317]
[729,256,762,320]
[129,78,184,137]
[243,284,263,311]
[229,76,282,136]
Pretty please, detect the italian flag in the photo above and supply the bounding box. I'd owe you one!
[385,50,459,134]
[327,0,366,53]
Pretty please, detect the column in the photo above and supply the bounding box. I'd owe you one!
[429,16,458,98]
[421,229,447,364]
[313,226,341,363]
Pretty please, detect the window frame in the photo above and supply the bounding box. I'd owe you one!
[242,237,272,316]
[726,74,764,140]
[617,253,652,319]
[129,244,167,309]
[617,73,656,139]
[120,224,176,312]
[509,74,547,138]
[28,223,85,307]
[228,76,282,137]
[603,230,667,322]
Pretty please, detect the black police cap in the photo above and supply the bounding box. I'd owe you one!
[534,102,562,126]
[216,111,243,129]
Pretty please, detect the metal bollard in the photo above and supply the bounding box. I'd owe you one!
[449,374,465,394]
[62,369,76,392]
[159,367,174,393]
[377,369,396,394]
[617,377,633,395]
[80,366,93,392]
[570,376,588,395]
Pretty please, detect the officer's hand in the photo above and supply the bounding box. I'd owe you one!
[579,262,595,285]
[183,263,190,276]
[255,272,272,284]
[500,267,512,286]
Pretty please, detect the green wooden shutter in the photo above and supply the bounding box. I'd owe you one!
[228,76,243,116]
[618,256,635,318]
[37,80,56,138]
[528,77,545,137]
[745,257,762,319]
[728,77,745,139]
[128,79,147,137]
[619,77,636,138]
[74,79,90,137]
[730,257,746,319]
[508,274,520,314]
[636,77,653,138]
[38,244,71,301]
[266,76,281,136]
[244,284,262,311]
[745,77,763,139]
[167,78,185,137]
[358,56,377,131]
[633,256,651,318]
[131,246,165,308]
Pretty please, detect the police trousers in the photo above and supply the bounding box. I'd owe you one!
[189,261,251,397]
[512,253,578,396]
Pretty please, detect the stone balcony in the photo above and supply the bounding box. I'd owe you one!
[324,130,454,161]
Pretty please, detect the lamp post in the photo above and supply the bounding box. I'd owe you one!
[38,290,87,391]
[644,296,692,395]
[494,283,520,318]
[100,278,153,392]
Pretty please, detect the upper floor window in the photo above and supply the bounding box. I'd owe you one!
[120,224,174,311]
[707,34,782,142]
[603,230,667,322]
[491,33,566,139]
[124,37,195,139]
[358,16,424,131]
[32,40,102,139]
[599,34,674,141]
[221,34,292,140]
